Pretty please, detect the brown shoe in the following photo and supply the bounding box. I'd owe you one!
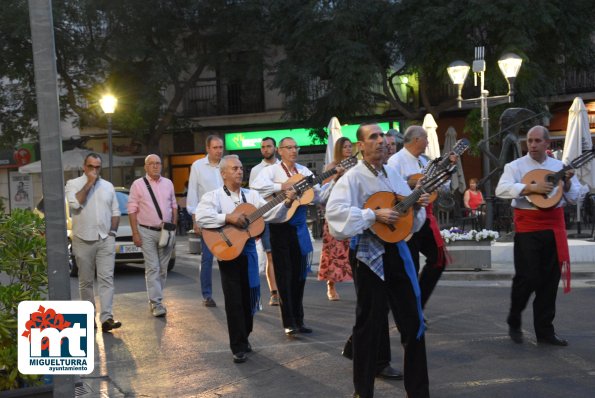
[327,281,340,301]
[269,294,280,306]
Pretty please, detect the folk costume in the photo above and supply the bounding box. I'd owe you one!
[496,154,579,339]
[196,186,289,356]
[326,161,429,398]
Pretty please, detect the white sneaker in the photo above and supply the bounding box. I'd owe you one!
[151,304,167,317]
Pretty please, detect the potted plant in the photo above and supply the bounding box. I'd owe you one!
[0,199,51,396]
[440,227,499,270]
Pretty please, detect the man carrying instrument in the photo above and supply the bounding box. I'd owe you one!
[252,137,329,336]
[388,125,455,309]
[496,125,579,346]
[326,123,430,398]
[196,155,296,363]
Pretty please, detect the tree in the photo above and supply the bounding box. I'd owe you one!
[1,0,271,152]
[268,0,595,131]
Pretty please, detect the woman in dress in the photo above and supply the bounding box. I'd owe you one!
[463,177,485,215]
[318,137,353,300]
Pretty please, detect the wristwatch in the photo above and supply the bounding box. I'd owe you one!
[108,230,117,237]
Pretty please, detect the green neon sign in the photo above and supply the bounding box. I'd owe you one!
[225,122,397,151]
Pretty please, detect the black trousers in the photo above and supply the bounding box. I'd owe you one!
[270,223,306,329]
[219,255,253,355]
[344,258,392,373]
[350,245,429,398]
[407,219,444,308]
[508,229,561,338]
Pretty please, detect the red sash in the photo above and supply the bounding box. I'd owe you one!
[426,203,451,268]
[513,207,570,293]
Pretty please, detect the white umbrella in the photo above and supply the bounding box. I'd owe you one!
[324,117,343,166]
[423,113,440,160]
[561,97,594,235]
[442,126,467,194]
[18,147,134,173]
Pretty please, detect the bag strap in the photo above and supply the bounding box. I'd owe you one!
[143,177,163,221]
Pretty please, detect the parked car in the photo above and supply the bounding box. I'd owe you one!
[35,187,176,276]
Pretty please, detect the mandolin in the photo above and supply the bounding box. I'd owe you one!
[407,139,470,203]
[364,165,456,243]
[266,154,359,221]
[523,149,595,209]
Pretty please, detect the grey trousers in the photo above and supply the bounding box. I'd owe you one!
[139,227,174,306]
[73,235,116,323]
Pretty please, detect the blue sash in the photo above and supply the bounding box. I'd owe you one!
[350,235,425,340]
[287,206,313,280]
[242,238,261,315]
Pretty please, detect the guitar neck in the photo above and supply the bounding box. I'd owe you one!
[248,192,287,223]
[394,169,452,213]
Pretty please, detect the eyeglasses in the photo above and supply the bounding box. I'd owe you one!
[279,145,300,151]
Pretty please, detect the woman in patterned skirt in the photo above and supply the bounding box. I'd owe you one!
[318,137,353,300]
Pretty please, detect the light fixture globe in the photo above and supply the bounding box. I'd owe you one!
[498,53,522,78]
[99,94,118,114]
[446,60,470,85]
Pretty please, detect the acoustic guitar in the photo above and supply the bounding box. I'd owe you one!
[364,165,456,243]
[407,139,470,203]
[202,192,291,261]
[522,149,595,209]
[266,154,359,221]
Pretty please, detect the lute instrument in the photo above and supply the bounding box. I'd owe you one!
[407,139,470,203]
[522,149,595,209]
[266,154,359,221]
[364,165,456,243]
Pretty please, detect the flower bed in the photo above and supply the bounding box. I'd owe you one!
[440,228,497,270]
[440,228,499,243]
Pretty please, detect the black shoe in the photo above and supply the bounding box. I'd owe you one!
[233,352,247,363]
[284,327,298,336]
[342,338,353,360]
[376,365,404,380]
[537,334,568,346]
[508,327,523,344]
[203,297,217,307]
[298,325,312,334]
[101,318,122,333]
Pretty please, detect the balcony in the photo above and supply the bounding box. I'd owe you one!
[181,80,265,118]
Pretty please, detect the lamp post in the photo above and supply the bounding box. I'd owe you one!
[447,47,522,230]
[99,94,117,181]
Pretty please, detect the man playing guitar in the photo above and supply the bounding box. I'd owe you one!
[496,125,580,346]
[196,155,296,363]
[387,125,457,310]
[326,123,430,398]
[252,137,331,336]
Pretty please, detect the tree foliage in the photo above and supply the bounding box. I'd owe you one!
[1,0,271,151]
[269,0,595,130]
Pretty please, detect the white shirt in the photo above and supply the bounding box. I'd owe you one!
[196,187,289,228]
[249,158,280,188]
[251,162,328,203]
[187,156,223,215]
[325,161,426,241]
[495,154,580,209]
[65,175,120,241]
[388,147,450,191]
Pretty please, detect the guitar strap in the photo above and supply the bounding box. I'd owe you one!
[280,162,298,178]
[222,185,246,206]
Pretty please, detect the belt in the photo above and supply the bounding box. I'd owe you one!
[139,224,161,232]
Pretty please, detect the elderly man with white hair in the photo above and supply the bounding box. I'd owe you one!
[196,155,296,363]
[128,154,178,317]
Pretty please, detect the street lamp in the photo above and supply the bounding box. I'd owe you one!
[447,47,522,230]
[99,94,118,181]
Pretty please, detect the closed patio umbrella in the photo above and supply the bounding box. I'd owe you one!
[442,126,466,194]
[324,117,343,167]
[423,113,440,160]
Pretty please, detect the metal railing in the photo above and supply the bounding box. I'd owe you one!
[180,80,265,117]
